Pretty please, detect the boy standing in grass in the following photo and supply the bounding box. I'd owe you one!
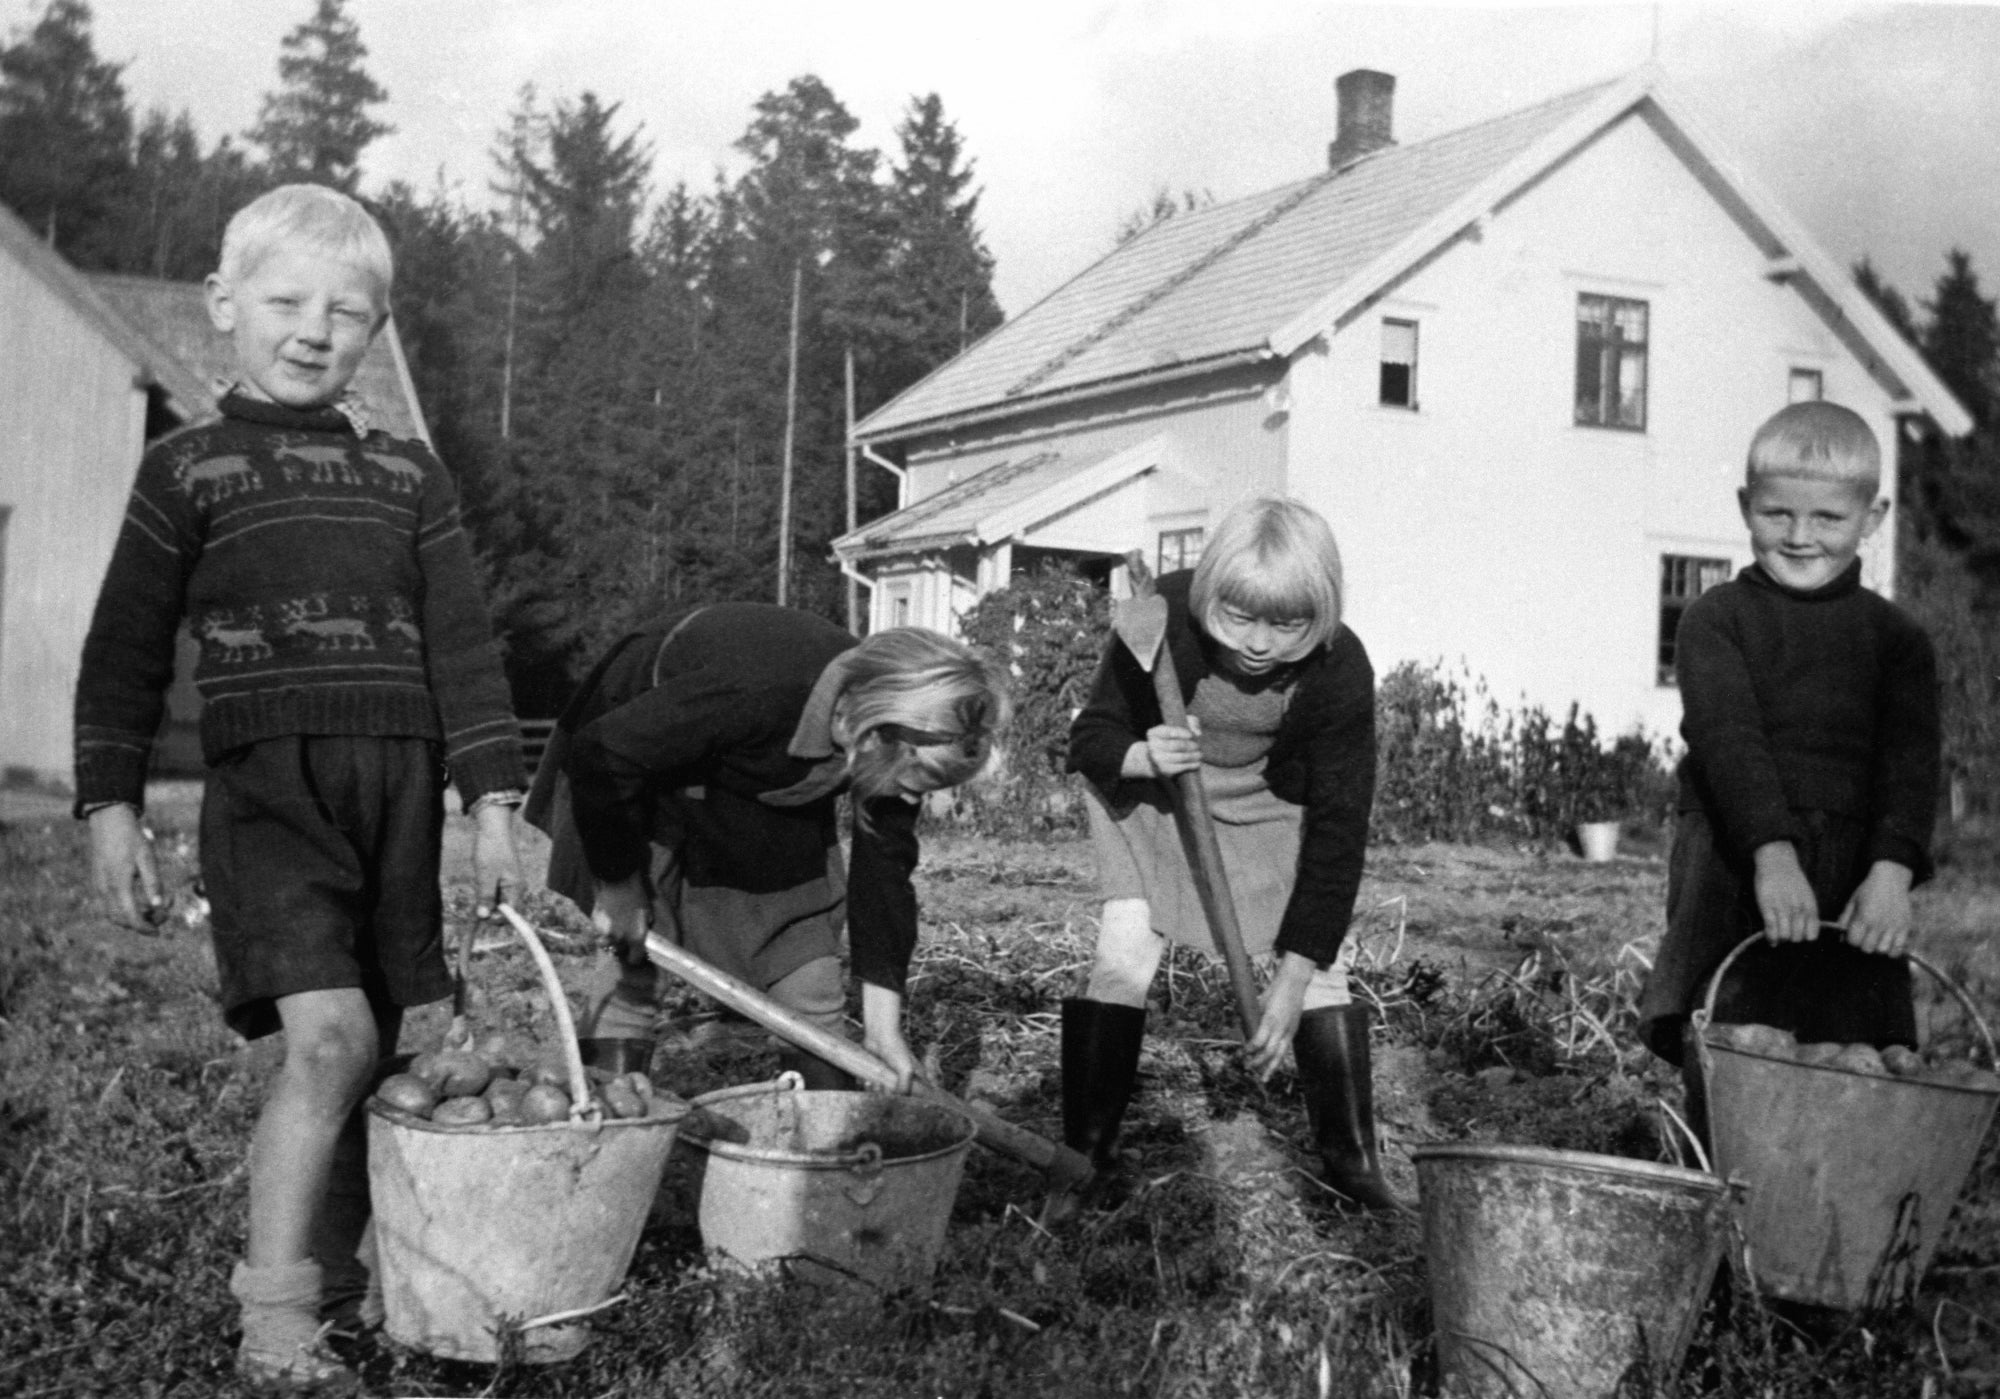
[1637,401,1940,1114]
[73,184,525,1393]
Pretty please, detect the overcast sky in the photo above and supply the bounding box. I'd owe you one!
[56,1,2000,319]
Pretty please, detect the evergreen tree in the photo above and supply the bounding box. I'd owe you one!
[248,0,391,191]
[1921,248,2000,429]
[517,91,649,319]
[884,93,1003,385]
[1853,256,1917,347]
[117,110,265,279]
[0,0,132,265]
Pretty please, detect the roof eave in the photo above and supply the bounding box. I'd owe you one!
[854,347,1274,448]
[1639,82,1974,438]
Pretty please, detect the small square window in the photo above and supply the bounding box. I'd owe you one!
[1379,318,1418,408]
[1788,368,1823,403]
[1658,554,1731,685]
[1158,527,1204,575]
[1576,294,1648,430]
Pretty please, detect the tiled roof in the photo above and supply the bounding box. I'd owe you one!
[87,275,429,442]
[859,80,1617,440]
[838,450,1073,556]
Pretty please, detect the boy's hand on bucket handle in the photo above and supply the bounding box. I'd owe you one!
[1839,861,1914,956]
[472,798,524,922]
[87,804,164,932]
[1752,843,1819,943]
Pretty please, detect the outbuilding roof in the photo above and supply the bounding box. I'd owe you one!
[857,67,1972,444]
[88,274,431,443]
[0,202,209,418]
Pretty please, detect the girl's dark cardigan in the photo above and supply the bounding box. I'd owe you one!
[1065,572,1377,966]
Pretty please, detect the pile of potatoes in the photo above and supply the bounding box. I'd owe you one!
[372,1045,684,1127]
[1705,1022,2000,1090]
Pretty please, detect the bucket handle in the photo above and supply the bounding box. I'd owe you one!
[1692,927,1999,1068]
[843,1142,885,1206]
[498,904,597,1122]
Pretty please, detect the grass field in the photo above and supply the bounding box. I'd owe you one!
[2,793,1996,1397]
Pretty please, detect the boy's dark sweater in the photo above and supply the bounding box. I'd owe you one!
[1674,560,1938,879]
[74,392,524,810]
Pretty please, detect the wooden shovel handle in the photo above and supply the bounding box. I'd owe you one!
[642,932,1094,1190]
[1147,646,1263,1040]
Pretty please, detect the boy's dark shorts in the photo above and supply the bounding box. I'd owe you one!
[201,734,448,1040]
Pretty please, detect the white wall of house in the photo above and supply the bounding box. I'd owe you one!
[0,251,149,787]
[1284,107,1908,740]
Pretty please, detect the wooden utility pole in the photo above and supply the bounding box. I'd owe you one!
[844,346,858,633]
[777,261,802,606]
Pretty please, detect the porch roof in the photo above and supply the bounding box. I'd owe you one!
[833,436,1163,562]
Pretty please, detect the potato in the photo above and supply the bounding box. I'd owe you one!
[429,1050,493,1098]
[487,1092,527,1126]
[600,1079,647,1119]
[520,1083,572,1124]
[1881,1045,1926,1077]
[619,1071,657,1102]
[1793,1042,1844,1066]
[525,1058,572,1089]
[1734,1024,1796,1057]
[474,1032,517,1065]
[1927,1058,1985,1087]
[407,1050,446,1087]
[1830,1044,1886,1076]
[375,1073,439,1118]
[432,1095,493,1126]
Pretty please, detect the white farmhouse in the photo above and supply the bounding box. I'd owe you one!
[833,67,1971,736]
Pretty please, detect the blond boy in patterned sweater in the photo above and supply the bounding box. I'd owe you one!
[74,184,525,1393]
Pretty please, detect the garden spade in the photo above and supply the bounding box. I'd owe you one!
[641,931,1095,1192]
[1112,551,1263,1039]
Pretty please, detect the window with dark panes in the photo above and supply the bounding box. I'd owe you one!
[1576,294,1648,429]
[1788,368,1823,403]
[1658,554,1731,685]
[1157,527,1204,574]
[1379,318,1418,408]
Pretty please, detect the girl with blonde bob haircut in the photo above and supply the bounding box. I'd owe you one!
[1062,495,1399,1214]
[529,606,1009,1094]
[1189,495,1345,659]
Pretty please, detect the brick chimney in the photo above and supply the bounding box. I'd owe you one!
[1328,69,1395,169]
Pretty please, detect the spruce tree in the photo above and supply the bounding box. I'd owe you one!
[1922,248,2000,429]
[0,0,132,265]
[248,0,392,191]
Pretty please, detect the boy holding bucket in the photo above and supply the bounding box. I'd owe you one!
[1636,401,1940,1124]
[74,185,526,1392]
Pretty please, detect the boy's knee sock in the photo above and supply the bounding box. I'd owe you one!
[1085,899,1160,1008]
[231,1258,327,1358]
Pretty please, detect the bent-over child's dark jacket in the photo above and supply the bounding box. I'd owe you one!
[73,392,524,811]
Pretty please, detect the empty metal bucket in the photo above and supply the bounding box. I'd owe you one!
[1414,1142,1732,1398]
[680,1078,976,1288]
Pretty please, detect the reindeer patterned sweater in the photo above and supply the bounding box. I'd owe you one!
[74,392,525,812]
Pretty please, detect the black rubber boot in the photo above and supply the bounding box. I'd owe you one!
[578,1038,657,1075]
[1061,998,1146,1169]
[1293,1004,1409,1213]
[1042,998,1146,1224]
[777,1046,857,1092]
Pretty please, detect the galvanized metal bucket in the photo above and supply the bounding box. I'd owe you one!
[1693,936,2000,1310]
[1413,1142,1732,1398]
[369,1102,687,1363]
[680,1076,976,1289]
